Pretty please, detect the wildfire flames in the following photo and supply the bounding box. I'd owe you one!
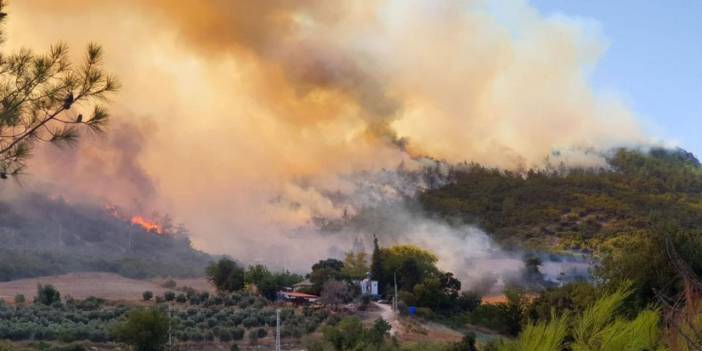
[130,216,163,235]
[104,203,165,235]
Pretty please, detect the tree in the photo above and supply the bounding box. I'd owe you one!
[34,284,60,305]
[370,235,384,295]
[318,316,394,350]
[255,275,279,301]
[112,308,169,351]
[244,264,271,285]
[319,280,354,308]
[524,282,598,322]
[412,273,462,312]
[367,318,391,346]
[456,291,482,313]
[321,316,364,350]
[342,251,369,280]
[309,259,345,294]
[142,291,153,301]
[523,255,545,287]
[0,1,118,179]
[242,264,304,300]
[13,294,24,305]
[447,333,478,351]
[206,258,245,292]
[312,258,344,272]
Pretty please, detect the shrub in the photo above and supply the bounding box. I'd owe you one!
[112,308,169,351]
[164,291,175,302]
[35,284,61,306]
[231,327,245,340]
[142,291,153,301]
[14,294,25,305]
[242,316,259,328]
[206,258,245,292]
[48,344,89,351]
[218,329,232,342]
[256,328,268,338]
[176,294,187,303]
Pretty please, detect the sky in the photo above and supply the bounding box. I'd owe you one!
[533,0,702,157]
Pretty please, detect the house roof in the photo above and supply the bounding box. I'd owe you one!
[279,291,319,299]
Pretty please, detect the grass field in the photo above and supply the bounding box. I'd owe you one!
[0,272,210,303]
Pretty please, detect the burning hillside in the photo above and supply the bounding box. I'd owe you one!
[8,0,653,272]
[104,203,167,236]
[130,216,163,235]
[0,191,212,281]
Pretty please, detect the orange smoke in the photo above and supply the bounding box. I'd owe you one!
[130,215,163,235]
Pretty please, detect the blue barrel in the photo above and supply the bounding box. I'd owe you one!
[408,306,417,316]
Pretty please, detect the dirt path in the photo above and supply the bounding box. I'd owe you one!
[373,302,402,336]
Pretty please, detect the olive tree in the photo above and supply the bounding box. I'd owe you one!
[112,308,169,351]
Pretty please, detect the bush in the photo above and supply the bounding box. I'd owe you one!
[231,327,245,341]
[142,291,153,301]
[14,294,25,305]
[48,344,89,351]
[206,258,245,292]
[242,316,259,328]
[35,284,61,306]
[457,291,481,313]
[218,329,232,342]
[164,291,175,302]
[112,308,169,351]
[176,294,187,303]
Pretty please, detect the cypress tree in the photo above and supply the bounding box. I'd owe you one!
[370,234,384,296]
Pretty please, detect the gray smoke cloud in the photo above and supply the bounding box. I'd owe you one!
[1,0,646,283]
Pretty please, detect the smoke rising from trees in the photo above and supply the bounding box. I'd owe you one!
[2,1,651,277]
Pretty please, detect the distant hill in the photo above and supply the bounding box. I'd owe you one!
[419,147,702,251]
[0,192,213,281]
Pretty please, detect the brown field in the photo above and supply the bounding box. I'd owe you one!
[0,272,211,303]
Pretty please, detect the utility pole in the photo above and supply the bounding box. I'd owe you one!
[168,303,173,351]
[393,272,398,313]
[275,308,281,351]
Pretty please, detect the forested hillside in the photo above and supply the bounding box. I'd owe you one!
[420,147,702,304]
[0,193,213,281]
[421,148,702,248]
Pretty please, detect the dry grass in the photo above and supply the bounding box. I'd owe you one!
[0,272,211,303]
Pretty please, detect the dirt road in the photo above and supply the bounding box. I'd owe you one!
[373,302,402,336]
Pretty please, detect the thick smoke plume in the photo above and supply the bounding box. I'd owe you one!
[2,1,645,280]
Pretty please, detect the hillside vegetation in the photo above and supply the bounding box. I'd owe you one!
[420,147,702,305]
[0,193,213,281]
[421,147,702,250]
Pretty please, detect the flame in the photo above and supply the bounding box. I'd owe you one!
[130,215,163,235]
